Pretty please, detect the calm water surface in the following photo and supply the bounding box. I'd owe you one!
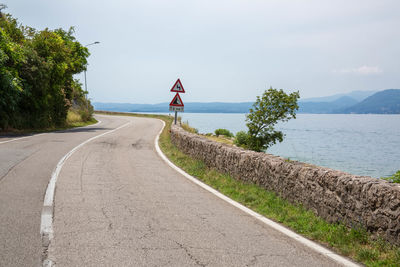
[178,113,400,178]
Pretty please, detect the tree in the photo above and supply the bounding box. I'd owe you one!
[0,8,91,130]
[0,11,25,129]
[239,87,299,152]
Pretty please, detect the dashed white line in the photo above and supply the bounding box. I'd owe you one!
[154,120,360,267]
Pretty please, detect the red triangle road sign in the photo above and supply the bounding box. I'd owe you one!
[170,79,185,93]
[169,93,184,107]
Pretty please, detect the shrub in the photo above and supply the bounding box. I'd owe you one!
[234,130,250,148]
[382,170,400,183]
[214,128,233,137]
[66,110,82,123]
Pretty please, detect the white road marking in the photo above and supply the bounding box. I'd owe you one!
[154,120,360,267]
[0,134,44,145]
[40,120,131,266]
[0,119,102,145]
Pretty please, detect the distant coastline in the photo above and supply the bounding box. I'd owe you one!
[94,89,400,114]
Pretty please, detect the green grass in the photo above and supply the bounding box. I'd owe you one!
[181,121,199,134]
[97,111,400,266]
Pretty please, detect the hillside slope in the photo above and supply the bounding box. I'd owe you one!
[298,96,358,113]
[94,89,400,114]
[343,89,400,114]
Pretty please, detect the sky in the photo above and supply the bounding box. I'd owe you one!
[2,0,400,104]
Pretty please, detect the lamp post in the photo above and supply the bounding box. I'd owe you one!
[84,41,100,109]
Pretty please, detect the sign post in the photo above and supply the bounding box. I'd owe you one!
[169,79,185,124]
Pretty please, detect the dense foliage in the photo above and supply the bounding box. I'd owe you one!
[0,7,92,130]
[235,88,299,152]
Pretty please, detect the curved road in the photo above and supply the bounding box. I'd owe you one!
[0,115,353,266]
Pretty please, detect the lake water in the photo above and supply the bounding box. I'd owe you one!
[175,113,400,178]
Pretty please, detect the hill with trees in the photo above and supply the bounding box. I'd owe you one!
[298,96,359,113]
[0,5,92,131]
[342,89,400,114]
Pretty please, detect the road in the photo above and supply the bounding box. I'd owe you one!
[0,114,353,266]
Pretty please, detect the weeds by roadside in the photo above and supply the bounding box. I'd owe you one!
[0,110,97,136]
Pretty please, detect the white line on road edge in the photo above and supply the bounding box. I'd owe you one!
[40,121,131,267]
[0,119,102,145]
[0,134,44,145]
[154,120,360,267]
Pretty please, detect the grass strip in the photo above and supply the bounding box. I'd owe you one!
[0,117,97,136]
[96,111,400,266]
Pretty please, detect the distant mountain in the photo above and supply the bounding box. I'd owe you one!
[184,102,252,113]
[298,96,358,114]
[93,102,167,112]
[94,89,400,114]
[300,90,376,103]
[342,89,400,114]
[93,102,253,113]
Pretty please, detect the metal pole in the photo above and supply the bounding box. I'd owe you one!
[174,111,177,125]
[84,42,99,110]
[84,69,88,109]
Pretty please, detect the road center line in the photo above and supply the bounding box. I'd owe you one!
[154,120,359,267]
[40,120,131,267]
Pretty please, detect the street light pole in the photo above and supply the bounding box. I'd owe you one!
[84,41,100,109]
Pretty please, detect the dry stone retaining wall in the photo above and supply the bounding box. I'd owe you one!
[170,124,400,245]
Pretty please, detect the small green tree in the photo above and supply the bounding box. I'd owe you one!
[242,87,299,152]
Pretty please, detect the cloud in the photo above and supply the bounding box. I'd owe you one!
[333,65,383,75]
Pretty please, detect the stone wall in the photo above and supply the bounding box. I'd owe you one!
[170,124,400,245]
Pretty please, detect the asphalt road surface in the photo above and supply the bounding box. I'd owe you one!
[0,115,352,266]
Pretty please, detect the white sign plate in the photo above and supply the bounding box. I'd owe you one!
[169,106,184,112]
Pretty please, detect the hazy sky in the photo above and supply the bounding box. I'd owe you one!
[3,0,400,103]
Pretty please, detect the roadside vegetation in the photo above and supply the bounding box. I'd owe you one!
[181,121,198,134]
[214,128,233,137]
[0,6,93,132]
[66,109,97,128]
[97,110,400,266]
[382,170,400,183]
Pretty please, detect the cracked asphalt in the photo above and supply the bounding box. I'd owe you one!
[46,115,344,266]
[0,115,126,266]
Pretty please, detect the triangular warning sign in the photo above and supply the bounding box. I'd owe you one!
[170,79,185,93]
[169,93,184,107]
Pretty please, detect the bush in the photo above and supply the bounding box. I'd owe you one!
[234,131,250,148]
[214,128,233,137]
[66,110,82,123]
[382,170,400,183]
